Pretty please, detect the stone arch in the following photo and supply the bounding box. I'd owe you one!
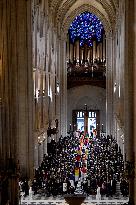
[49,0,119,18]
[60,4,112,39]
[56,0,116,28]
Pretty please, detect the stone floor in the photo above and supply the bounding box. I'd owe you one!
[20,180,129,205]
[20,177,129,205]
[20,193,129,205]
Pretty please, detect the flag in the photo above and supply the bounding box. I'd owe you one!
[75,167,80,177]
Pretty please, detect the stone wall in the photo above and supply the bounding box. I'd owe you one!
[32,0,61,168]
[112,0,125,138]
[67,85,106,132]
[112,0,135,203]
[110,0,125,157]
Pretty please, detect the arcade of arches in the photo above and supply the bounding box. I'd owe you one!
[0,0,136,204]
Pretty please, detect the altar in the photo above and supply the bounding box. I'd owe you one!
[64,194,86,205]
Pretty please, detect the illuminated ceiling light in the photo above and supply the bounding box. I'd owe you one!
[114,83,116,93]
[57,82,60,94]
[119,85,120,98]
[35,89,39,101]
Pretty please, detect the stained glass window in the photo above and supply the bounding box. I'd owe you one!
[69,12,104,47]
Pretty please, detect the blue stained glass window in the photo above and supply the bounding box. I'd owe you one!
[69,12,104,47]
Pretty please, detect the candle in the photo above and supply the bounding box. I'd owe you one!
[69,124,71,131]
[92,66,93,78]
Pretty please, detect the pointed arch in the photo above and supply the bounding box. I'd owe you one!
[61,4,111,39]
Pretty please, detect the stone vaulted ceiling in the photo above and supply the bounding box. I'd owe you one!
[49,0,119,36]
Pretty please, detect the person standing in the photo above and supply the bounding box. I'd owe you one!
[96,185,101,200]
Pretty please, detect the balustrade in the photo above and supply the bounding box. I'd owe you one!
[20,199,129,205]
[67,60,106,89]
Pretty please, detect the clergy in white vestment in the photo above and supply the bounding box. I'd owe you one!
[96,186,101,200]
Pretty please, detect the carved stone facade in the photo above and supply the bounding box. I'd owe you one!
[32,0,62,168]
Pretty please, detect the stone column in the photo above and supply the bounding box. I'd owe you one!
[99,42,102,61]
[90,47,93,63]
[124,0,135,203]
[93,40,96,61]
[84,44,88,61]
[43,133,47,155]
[34,143,39,169]
[0,100,2,167]
[96,110,100,136]
[75,40,80,62]
[80,48,84,63]
[38,144,40,167]
[0,0,33,204]
[73,43,76,61]
[87,49,91,63]
[60,36,67,137]
[70,43,73,63]
[97,43,100,59]
[103,33,106,62]
[67,35,70,62]
[106,34,114,137]
[17,0,34,179]
[38,142,43,166]
[134,0,136,202]
[55,38,61,140]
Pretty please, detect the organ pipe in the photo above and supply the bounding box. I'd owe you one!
[87,49,91,63]
[97,43,100,59]
[93,41,96,62]
[90,47,93,63]
[99,42,102,60]
[70,43,74,63]
[76,40,80,62]
[84,44,88,61]
[80,48,84,63]
[73,43,76,61]
[68,34,106,64]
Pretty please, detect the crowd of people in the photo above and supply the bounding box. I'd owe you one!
[19,132,129,198]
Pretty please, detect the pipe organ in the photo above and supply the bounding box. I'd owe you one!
[67,32,106,65]
[67,12,106,89]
